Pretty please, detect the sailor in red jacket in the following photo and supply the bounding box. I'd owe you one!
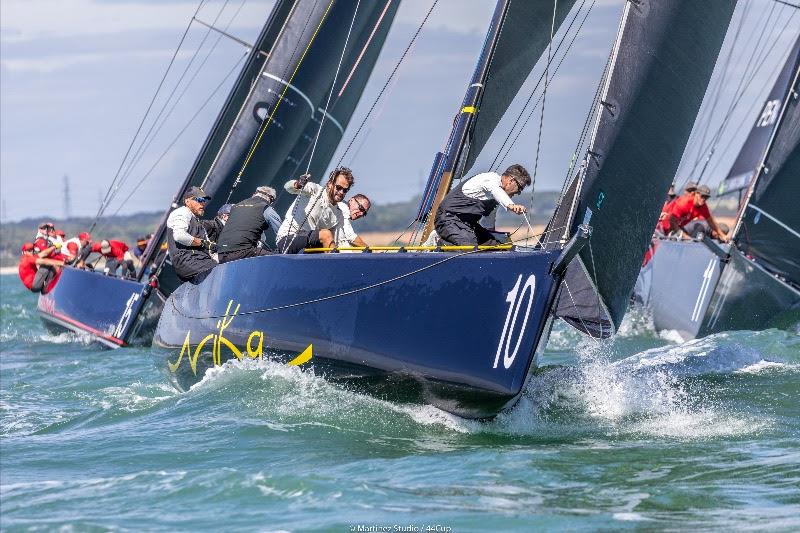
[657,184,728,241]
[18,242,65,293]
[90,240,135,277]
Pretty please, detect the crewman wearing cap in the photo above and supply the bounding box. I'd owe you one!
[434,164,531,246]
[217,185,282,263]
[89,239,135,277]
[658,184,728,241]
[165,186,219,283]
[18,242,65,293]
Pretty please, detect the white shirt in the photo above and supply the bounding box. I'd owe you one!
[277,181,341,241]
[334,203,359,247]
[166,206,205,246]
[460,171,514,229]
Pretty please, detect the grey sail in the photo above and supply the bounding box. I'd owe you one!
[720,35,800,195]
[734,56,800,287]
[553,0,736,337]
[462,0,577,172]
[141,0,399,287]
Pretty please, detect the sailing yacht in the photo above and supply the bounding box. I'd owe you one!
[153,0,736,418]
[635,35,800,341]
[36,0,400,347]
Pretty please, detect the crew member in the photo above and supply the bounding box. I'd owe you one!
[73,233,95,268]
[658,184,728,241]
[209,204,233,240]
[133,234,153,259]
[276,168,354,254]
[334,194,371,249]
[217,186,282,263]
[165,186,218,283]
[18,242,65,293]
[434,164,531,246]
[90,239,135,277]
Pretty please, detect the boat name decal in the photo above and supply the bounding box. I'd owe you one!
[168,299,312,375]
[494,274,536,369]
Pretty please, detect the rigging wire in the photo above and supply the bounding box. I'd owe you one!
[335,0,439,168]
[684,2,788,183]
[279,0,363,254]
[220,0,329,202]
[490,0,591,172]
[108,55,248,217]
[529,0,559,202]
[112,0,245,199]
[492,0,597,173]
[89,0,207,232]
[689,10,797,186]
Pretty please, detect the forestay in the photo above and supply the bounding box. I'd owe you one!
[554,0,737,337]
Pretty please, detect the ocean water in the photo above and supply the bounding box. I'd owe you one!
[1,274,798,531]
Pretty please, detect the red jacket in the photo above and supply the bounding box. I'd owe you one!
[658,195,710,234]
[18,255,37,290]
[91,240,129,261]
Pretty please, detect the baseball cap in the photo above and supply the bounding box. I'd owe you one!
[696,184,711,197]
[79,232,91,241]
[55,229,66,237]
[100,240,112,254]
[217,203,233,216]
[21,242,34,252]
[183,186,211,201]
[684,181,697,193]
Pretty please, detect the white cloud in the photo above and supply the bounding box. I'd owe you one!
[0,0,270,43]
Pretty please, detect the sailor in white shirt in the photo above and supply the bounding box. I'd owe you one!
[334,194,371,250]
[434,164,531,246]
[276,167,355,254]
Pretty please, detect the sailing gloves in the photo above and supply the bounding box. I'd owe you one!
[201,239,218,253]
[294,173,311,190]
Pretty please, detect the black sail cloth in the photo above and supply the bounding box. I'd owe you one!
[554,0,737,337]
[735,63,800,287]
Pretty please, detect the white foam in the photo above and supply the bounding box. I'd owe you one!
[736,360,796,374]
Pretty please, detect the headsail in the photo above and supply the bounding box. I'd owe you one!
[719,35,800,195]
[734,55,800,287]
[553,0,736,337]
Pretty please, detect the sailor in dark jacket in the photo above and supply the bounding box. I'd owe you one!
[165,186,218,283]
[217,186,282,263]
[434,164,531,246]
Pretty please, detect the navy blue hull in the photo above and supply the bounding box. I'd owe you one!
[38,267,155,348]
[154,250,562,418]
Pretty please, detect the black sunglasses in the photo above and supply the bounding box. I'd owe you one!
[334,184,350,194]
[354,199,369,216]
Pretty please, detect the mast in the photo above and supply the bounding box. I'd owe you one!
[420,0,511,240]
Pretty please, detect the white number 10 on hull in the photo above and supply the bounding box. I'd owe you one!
[493,274,536,369]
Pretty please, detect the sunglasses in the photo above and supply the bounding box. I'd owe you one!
[192,197,209,204]
[334,184,350,194]
[354,200,369,216]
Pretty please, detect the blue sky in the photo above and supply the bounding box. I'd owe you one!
[0,0,797,222]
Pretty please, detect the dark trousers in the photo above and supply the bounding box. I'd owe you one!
[276,230,322,254]
[31,266,56,293]
[435,215,502,246]
[105,258,135,277]
[218,246,272,264]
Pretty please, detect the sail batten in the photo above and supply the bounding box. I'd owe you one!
[554,0,737,337]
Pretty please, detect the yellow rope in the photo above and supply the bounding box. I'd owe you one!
[302,244,515,253]
[236,0,335,177]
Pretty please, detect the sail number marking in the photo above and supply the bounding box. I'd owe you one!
[493,274,536,369]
